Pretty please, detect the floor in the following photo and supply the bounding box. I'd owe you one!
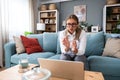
[0,67,5,71]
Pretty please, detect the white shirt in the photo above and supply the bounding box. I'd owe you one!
[59,30,86,56]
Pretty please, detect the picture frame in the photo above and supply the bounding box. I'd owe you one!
[45,19,49,24]
[91,26,99,32]
[74,5,86,22]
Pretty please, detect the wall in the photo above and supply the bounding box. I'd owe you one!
[38,0,106,31]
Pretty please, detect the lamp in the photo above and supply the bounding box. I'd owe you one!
[37,23,45,31]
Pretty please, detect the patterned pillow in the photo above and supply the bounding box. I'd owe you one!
[21,35,43,54]
[13,36,25,54]
[102,38,120,58]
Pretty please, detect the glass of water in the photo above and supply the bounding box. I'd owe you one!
[19,57,29,68]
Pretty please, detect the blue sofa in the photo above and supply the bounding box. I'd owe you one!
[4,31,120,80]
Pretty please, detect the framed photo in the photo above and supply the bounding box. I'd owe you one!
[91,26,99,32]
[45,19,49,24]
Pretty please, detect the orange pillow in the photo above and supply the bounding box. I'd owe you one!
[21,35,43,54]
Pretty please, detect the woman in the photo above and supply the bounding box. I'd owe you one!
[59,14,87,69]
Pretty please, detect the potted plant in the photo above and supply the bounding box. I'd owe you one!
[111,20,120,33]
[24,31,33,36]
[117,20,120,29]
[80,22,93,32]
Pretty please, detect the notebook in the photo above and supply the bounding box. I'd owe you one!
[38,58,84,80]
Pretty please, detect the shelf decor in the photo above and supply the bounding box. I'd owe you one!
[37,23,45,31]
[103,4,120,33]
[38,10,59,32]
[49,4,56,10]
[107,0,118,5]
[91,26,99,33]
[80,22,93,32]
[40,4,47,11]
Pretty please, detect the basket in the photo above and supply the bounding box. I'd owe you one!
[40,4,47,11]
[107,0,118,5]
[49,4,56,10]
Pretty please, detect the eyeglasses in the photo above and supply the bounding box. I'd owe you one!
[66,23,78,27]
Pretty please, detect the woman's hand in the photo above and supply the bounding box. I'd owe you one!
[62,36,70,51]
[72,40,78,54]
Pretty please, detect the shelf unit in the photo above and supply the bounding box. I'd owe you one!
[38,10,59,33]
[103,4,120,33]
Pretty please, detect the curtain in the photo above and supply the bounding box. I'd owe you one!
[30,0,35,33]
[0,0,9,67]
[0,0,34,67]
[8,0,34,41]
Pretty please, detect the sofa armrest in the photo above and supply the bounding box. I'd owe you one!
[88,56,120,76]
[4,42,16,68]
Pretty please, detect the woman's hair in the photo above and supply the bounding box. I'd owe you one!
[65,14,82,40]
[66,14,79,24]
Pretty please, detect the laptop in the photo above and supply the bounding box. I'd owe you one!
[38,58,84,80]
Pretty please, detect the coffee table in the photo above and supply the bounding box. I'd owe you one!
[0,64,104,80]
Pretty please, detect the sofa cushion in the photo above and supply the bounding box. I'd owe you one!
[102,38,120,58]
[13,36,25,54]
[27,34,43,48]
[11,52,55,64]
[11,53,29,64]
[21,35,43,54]
[88,56,120,76]
[28,52,55,64]
[43,33,58,52]
[85,31,105,57]
[105,33,120,42]
[48,54,61,59]
[57,32,61,54]
[104,33,112,42]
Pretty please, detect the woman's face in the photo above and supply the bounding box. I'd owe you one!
[66,19,78,34]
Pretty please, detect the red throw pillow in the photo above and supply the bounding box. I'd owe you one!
[21,35,43,54]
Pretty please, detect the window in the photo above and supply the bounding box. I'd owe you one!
[8,0,33,41]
